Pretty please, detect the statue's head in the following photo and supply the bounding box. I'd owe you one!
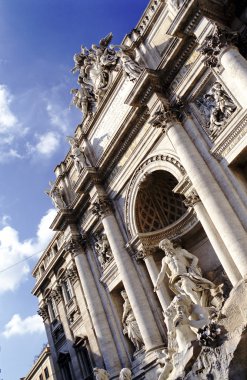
[121,290,127,299]
[159,238,173,252]
[119,368,132,380]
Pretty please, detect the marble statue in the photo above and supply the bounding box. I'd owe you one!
[111,44,143,81]
[93,368,110,380]
[71,35,144,112]
[119,368,132,380]
[45,181,67,210]
[158,294,211,380]
[71,33,119,104]
[121,290,144,351]
[70,84,95,118]
[154,239,223,309]
[66,136,92,172]
[167,0,185,9]
[95,234,113,268]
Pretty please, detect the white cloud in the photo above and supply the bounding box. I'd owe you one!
[36,131,60,156]
[2,314,45,338]
[0,214,11,227]
[0,208,56,293]
[27,131,60,158]
[46,102,70,133]
[0,85,18,133]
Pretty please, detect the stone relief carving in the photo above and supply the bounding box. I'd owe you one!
[154,239,224,379]
[95,233,113,269]
[195,82,237,139]
[93,368,110,380]
[198,24,238,68]
[45,181,67,210]
[121,290,144,351]
[67,136,92,173]
[119,368,132,380]
[71,33,143,119]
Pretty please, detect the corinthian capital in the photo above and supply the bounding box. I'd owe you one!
[91,197,112,219]
[38,305,49,321]
[183,190,200,207]
[64,235,86,256]
[198,24,238,68]
[149,98,183,132]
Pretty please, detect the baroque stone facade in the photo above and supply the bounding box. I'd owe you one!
[32,1,247,379]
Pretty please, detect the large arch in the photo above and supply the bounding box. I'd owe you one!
[125,153,191,239]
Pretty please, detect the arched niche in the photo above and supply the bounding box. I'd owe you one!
[125,153,197,242]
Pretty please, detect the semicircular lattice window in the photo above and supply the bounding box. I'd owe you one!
[135,171,186,233]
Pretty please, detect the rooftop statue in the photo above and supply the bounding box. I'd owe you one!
[70,84,95,119]
[71,33,144,117]
[71,33,119,105]
[66,136,92,173]
[110,44,144,81]
[45,181,67,210]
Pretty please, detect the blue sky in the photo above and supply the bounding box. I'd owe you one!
[0,1,147,378]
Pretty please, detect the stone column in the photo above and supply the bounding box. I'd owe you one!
[184,190,242,285]
[67,237,122,377]
[138,249,171,311]
[92,198,164,352]
[150,104,247,277]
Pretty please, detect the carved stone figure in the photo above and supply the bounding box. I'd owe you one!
[158,294,211,380]
[154,239,223,309]
[121,290,144,351]
[45,181,67,210]
[205,82,236,137]
[93,368,110,380]
[115,45,143,81]
[72,33,119,104]
[71,35,145,111]
[95,234,113,268]
[167,0,186,10]
[70,84,95,118]
[66,136,92,172]
[119,368,132,380]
